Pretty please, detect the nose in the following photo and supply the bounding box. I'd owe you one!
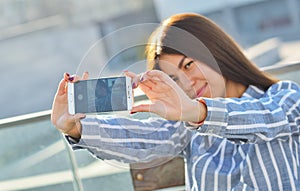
[179,73,196,90]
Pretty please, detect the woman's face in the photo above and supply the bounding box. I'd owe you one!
[157,54,226,99]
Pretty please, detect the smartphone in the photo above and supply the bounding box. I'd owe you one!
[68,76,133,114]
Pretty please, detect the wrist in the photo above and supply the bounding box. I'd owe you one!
[194,98,207,124]
[65,122,82,139]
[186,98,207,126]
[184,98,207,123]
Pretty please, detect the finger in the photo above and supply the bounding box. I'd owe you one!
[64,73,70,81]
[140,71,173,88]
[147,70,183,93]
[74,113,86,120]
[82,71,89,80]
[137,71,159,86]
[65,113,86,124]
[139,71,150,82]
[147,70,175,85]
[123,70,136,78]
[124,71,139,89]
[131,103,152,113]
[57,78,68,96]
[137,83,168,100]
[67,75,82,83]
[68,72,88,83]
[140,78,156,88]
[142,76,173,91]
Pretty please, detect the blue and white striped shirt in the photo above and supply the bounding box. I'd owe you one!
[69,80,300,191]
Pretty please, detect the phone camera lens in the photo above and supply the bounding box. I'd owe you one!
[78,94,83,100]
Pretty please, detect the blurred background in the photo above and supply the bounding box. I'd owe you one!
[0,1,300,191]
[1,0,300,119]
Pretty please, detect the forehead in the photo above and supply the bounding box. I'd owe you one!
[158,54,187,67]
[157,54,187,73]
[159,54,185,62]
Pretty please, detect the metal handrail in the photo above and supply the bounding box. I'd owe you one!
[261,61,300,75]
[0,110,51,128]
[62,133,84,191]
[0,94,147,129]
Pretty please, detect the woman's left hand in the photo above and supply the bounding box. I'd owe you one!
[126,70,205,122]
[51,72,88,138]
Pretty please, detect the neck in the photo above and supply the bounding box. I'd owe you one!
[225,80,247,98]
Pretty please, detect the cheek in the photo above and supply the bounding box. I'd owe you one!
[203,72,226,97]
[209,78,226,97]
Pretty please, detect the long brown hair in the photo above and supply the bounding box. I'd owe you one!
[146,13,278,90]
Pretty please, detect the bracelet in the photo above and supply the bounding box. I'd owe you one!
[188,98,207,127]
[196,98,207,124]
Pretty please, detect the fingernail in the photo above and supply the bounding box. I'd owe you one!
[140,76,144,82]
[66,73,70,77]
[68,77,74,81]
[132,82,137,88]
[130,111,137,114]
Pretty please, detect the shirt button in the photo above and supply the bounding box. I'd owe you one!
[136,173,144,181]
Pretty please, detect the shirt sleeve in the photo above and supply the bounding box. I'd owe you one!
[197,81,300,143]
[67,116,191,163]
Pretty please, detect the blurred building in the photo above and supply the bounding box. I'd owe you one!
[153,0,300,47]
[0,0,150,28]
[0,0,157,119]
[1,0,299,119]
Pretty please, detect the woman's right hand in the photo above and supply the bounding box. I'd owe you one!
[125,70,206,123]
[51,72,88,138]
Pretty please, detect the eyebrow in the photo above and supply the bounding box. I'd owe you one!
[178,55,187,69]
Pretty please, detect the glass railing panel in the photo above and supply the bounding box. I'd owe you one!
[0,113,136,191]
[70,96,150,191]
[72,150,134,191]
[0,96,148,191]
[0,114,79,191]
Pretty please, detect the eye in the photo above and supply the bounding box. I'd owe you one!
[184,60,194,70]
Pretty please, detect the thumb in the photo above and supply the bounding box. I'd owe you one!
[131,103,154,113]
[74,113,86,120]
[65,113,86,125]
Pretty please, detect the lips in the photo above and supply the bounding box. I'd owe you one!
[196,83,208,98]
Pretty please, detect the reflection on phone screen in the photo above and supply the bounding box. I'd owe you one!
[75,77,128,113]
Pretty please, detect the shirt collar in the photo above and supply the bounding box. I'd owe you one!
[241,85,265,99]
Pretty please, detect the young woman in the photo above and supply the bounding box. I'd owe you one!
[51,13,300,190]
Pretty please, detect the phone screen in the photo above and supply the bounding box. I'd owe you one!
[74,77,129,113]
